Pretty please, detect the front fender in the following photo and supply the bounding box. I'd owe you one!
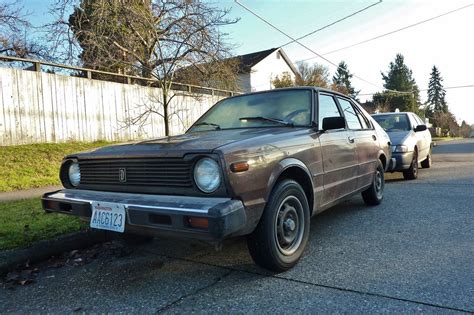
[265,158,313,203]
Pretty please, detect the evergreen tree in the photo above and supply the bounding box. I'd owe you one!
[382,54,416,92]
[331,61,359,98]
[69,0,151,77]
[373,54,420,113]
[426,65,447,115]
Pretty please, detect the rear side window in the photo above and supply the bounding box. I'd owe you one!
[318,94,342,129]
[414,114,425,126]
[338,98,362,130]
[353,103,371,129]
[407,114,418,129]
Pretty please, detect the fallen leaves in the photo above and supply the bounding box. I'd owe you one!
[3,239,135,288]
[5,261,39,287]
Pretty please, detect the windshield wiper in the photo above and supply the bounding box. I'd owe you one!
[239,116,294,127]
[193,122,221,130]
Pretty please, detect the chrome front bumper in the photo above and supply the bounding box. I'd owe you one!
[42,189,247,241]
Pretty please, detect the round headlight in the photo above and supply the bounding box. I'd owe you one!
[194,158,221,193]
[68,162,81,187]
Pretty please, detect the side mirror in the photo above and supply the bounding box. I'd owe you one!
[322,116,346,131]
[414,125,427,132]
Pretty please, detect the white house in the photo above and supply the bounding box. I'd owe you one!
[235,48,298,92]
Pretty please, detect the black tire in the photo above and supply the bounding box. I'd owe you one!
[247,179,310,272]
[362,160,385,205]
[403,150,418,180]
[420,151,432,168]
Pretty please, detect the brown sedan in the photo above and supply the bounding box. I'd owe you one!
[42,87,393,271]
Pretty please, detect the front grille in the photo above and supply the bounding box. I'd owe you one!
[78,158,193,188]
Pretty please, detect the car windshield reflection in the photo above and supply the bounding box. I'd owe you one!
[188,89,311,132]
[373,114,410,132]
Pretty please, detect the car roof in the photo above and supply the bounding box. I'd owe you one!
[226,86,353,101]
[372,112,414,116]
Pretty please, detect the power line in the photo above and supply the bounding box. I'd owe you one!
[358,84,474,96]
[234,0,412,95]
[298,3,474,62]
[434,84,474,91]
[280,0,382,48]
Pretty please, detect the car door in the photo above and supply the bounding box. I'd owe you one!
[413,114,431,160]
[409,113,429,161]
[336,97,379,189]
[317,93,358,206]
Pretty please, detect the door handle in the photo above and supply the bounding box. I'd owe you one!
[348,136,355,143]
[372,134,377,141]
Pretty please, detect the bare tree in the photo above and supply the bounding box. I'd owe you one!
[295,62,330,88]
[271,62,331,89]
[272,71,294,88]
[0,2,47,58]
[48,0,239,136]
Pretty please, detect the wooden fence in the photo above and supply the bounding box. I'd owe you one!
[0,57,234,146]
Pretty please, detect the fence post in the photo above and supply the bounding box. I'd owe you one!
[86,71,92,79]
[34,62,41,72]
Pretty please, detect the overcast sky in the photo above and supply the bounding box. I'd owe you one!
[25,0,474,124]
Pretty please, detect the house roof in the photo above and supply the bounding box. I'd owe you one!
[233,48,298,76]
[235,48,278,73]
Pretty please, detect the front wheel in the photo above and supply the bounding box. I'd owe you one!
[361,160,384,205]
[403,150,418,180]
[420,151,432,168]
[247,179,310,272]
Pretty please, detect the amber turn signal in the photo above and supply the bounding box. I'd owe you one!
[187,216,209,230]
[230,162,249,172]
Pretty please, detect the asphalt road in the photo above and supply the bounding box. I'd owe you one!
[1,139,473,314]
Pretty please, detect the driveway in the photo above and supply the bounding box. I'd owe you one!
[1,139,473,313]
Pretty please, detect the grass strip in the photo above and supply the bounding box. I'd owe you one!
[0,198,85,250]
[0,141,111,192]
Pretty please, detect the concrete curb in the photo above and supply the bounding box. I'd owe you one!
[0,186,62,202]
[0,229,110,277]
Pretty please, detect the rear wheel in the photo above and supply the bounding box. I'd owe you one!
[421,151,432,168]
[362,160,384,205]
[403,150,418,180]
[247,179,310,272]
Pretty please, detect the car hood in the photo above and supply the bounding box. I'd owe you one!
[68,128,302,159]
[386,130,412,145]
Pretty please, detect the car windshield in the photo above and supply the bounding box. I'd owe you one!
[372,114,410,131]
[188,90,312,132]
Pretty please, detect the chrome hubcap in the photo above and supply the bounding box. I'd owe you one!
[413,153,418,175]
[375,170,383,198]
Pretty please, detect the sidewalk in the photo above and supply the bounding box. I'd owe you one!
[0,186,62,202]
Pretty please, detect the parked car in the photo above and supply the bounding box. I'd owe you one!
[372,112,432,180]
[42,87,393,272]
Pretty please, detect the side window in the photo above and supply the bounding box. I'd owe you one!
[338,97,362,130]
[408,114,418,129]
[415,114,425,126]
[352,103,371,129]
[318,94,342,129]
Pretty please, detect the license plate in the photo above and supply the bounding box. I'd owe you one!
[90,202,126,233]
